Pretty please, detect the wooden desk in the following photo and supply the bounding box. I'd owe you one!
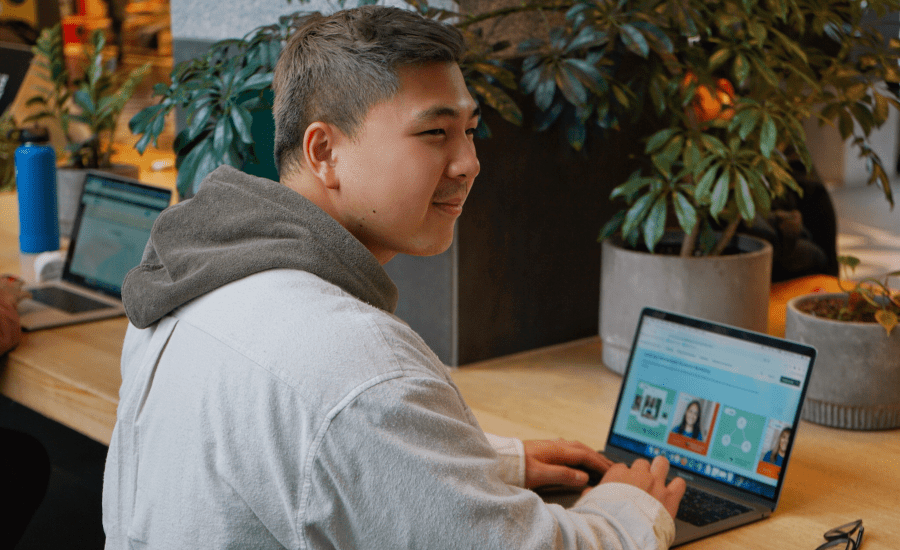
[0,189,896,548]
[0,153,176,443]
[450,338,900,550]
[0,191,127,444]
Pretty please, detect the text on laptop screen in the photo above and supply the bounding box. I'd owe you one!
[66,175,171,296]
[607,315,812,500]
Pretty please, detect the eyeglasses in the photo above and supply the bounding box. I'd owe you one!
[816,519,864,550]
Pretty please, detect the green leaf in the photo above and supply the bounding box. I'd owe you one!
[874,91,890,125]
[468,79,522,126]
[709,48,730,71]
[735,171,755,221]
[186,103,214,143]
[622,192,656,238]
[129,104,165,134]
[673,191,697,235]
[694,165,720,201]
[838,255,861,271]
[699,134,727,156]
[838,110,854,138]
[176,139,212,197]
[230,105,254,144]
[760,114,777,158]
[652,134,683,179]
[534,72,556,111]
[733,54,750,86]
[643,193,668,252]
[212,116,231,159]
[236,72,273,94]
[611,170,650,201]
[709,170,731,218]
[646,128,679,154]
[619,24,649,58]
[556,64,588,106]
[748,171,772,218]
[735,108,759,140]
[683,137,700,172]
[875,310,897,336]
[598,210,625,242]
[567,25,606,52]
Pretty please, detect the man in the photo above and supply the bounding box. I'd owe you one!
[102,6,684,549]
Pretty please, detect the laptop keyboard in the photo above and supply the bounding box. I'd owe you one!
[28,287,113,314]
[676,485,751,527]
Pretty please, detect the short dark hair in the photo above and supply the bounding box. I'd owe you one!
[272,6,467,175]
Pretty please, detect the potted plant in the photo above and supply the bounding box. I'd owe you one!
[23,23,149,235]
[581,0,900,372]
[785,257,900,430]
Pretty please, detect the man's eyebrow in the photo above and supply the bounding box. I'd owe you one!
[415,105,481,122]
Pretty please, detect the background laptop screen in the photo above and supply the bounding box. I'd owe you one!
[65,174,171,297]
[607,312,814,501]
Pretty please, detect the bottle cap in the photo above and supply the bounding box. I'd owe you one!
[18,126,50,144]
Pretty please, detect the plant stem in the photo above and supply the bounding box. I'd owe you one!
[681,222,699,257]
[710,218,741,256]
[456,1,574,29]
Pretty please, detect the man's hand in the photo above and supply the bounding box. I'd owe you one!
[522,439,614,489]
[0,275,26,354]
[600,455,686,519]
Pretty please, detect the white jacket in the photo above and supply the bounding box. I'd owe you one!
[102,167,674,549]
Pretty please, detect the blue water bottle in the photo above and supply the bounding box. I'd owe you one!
[15,126,60,254]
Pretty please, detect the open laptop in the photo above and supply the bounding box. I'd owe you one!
[597,308,817,546]
[18,171,172,330]
[0,41,33,116]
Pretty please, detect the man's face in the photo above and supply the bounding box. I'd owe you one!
[330,62,480,264]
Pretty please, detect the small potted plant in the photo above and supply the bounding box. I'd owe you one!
[785,258,900,430]
[23,23,149,235]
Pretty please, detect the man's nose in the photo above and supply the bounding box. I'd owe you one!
[448,136,480,182]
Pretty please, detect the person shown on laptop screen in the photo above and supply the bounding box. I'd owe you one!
[102,7,686,550]
[672,400,704,440]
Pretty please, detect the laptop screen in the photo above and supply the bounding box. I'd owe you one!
[0,42,33,116]
[64,173,172,297]
[606,308,815,502]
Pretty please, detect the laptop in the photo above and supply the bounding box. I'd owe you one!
[18,171,172,330]
[545,308,816,546]
[0,41,33,116]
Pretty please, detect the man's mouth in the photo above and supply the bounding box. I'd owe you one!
[432,185,468,215]
[432,198,465,216]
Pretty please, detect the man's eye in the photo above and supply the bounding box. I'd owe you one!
[422,129,446,136]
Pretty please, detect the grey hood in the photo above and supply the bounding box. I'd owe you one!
[123,166,398,329]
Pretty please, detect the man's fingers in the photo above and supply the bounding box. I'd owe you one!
[532,463,589,488]
[630,458,651,475]
[663,475,687,518]
[650,455,670,479]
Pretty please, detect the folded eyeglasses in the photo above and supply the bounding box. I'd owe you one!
[816,519,863,550]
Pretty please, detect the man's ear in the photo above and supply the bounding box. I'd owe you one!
[303,122,339,189]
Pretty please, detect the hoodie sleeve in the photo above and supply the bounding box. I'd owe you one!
[485,432,526,487]
[304,374,675,550]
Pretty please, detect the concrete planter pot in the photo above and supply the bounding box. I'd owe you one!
[600,232,773,374]
[57,164,139,237]
[786,293,900,430]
